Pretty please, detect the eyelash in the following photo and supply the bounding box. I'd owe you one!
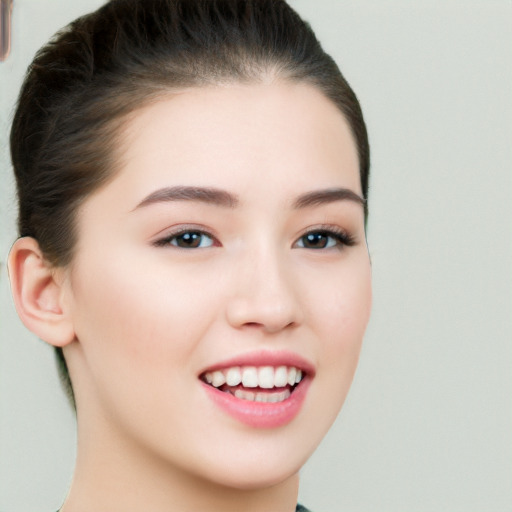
[294,226,356,250]
[153,227,219,249]
[153,225,356,250]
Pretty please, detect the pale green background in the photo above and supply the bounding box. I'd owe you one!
[1,1,511,511]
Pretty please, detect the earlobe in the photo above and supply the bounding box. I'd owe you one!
[8,237,75,347]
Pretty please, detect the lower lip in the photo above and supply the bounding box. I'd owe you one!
[201,378,311,429]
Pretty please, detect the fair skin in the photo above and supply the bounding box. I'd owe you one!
[9,82,371,512]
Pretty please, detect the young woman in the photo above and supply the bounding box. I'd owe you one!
[8,1,371,510]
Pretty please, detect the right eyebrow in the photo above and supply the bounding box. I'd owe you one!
[292,187,366,209]
[133,185,239,210]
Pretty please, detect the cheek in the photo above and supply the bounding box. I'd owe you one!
[292,256,371,455]
[67,255,230,453]
[309,255,372,383]
[68,255,222,385]
[313,256,371,342]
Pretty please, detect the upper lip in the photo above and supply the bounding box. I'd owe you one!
[198,350,316,378]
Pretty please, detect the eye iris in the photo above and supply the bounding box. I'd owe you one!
[176,232,202,248]
[303,232,329,248]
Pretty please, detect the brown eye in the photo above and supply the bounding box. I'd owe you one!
[156,231,215,248]
[297,232,333,249]
[294,229,355,250]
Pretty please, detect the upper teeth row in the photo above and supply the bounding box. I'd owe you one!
[204,366,303,389]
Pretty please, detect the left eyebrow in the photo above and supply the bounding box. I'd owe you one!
[133,185,239,210]
[292,188,366,209]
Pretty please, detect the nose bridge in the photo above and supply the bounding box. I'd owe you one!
[226,236,302,333]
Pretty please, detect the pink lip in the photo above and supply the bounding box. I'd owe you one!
[199,350,315,429]
[201,377,311,429]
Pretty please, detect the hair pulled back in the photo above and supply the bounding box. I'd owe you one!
[11,0,369,267]
[10,0,370,402]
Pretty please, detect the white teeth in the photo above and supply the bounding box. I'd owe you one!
[234,389,255,401]
[205,365,305,389]
[276,390,290,402]
[274,366,288,387]
[258,366,274,389]
[211,371,226,388]
[280,389,291,401]
[234,389,291,403]
[241,367,258,387]
[226,367,242,386]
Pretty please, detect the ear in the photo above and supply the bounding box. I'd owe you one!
[8,237,75,347]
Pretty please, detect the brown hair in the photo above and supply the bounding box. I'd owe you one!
[10,0,370,403]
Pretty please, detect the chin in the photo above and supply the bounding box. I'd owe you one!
[206,461,302,492]
[189,433,316,492]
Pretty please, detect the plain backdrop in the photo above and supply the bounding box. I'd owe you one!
[1,1,511,511]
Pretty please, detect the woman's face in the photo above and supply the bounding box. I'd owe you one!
[63,82,372,489]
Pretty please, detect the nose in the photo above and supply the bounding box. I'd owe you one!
[225,247,303,334]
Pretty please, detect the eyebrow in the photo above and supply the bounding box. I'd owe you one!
[133,185,365,211]
[292,188,366,209]
[134,186,239,210]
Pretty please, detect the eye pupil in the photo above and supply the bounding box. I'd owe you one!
[303,233,328,248]
[176,232,202,248]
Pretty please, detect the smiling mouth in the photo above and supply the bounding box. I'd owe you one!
[200,365,305,404]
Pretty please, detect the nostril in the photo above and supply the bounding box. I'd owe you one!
[225,292,302,333]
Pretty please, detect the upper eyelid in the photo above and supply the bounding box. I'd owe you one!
[293,225,357,247]
[152,224,218,239]
[296,224,353,238]
[151,225,220,247]
[151,223,356,244]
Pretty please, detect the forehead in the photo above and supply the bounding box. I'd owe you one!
[103,82,361,207]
